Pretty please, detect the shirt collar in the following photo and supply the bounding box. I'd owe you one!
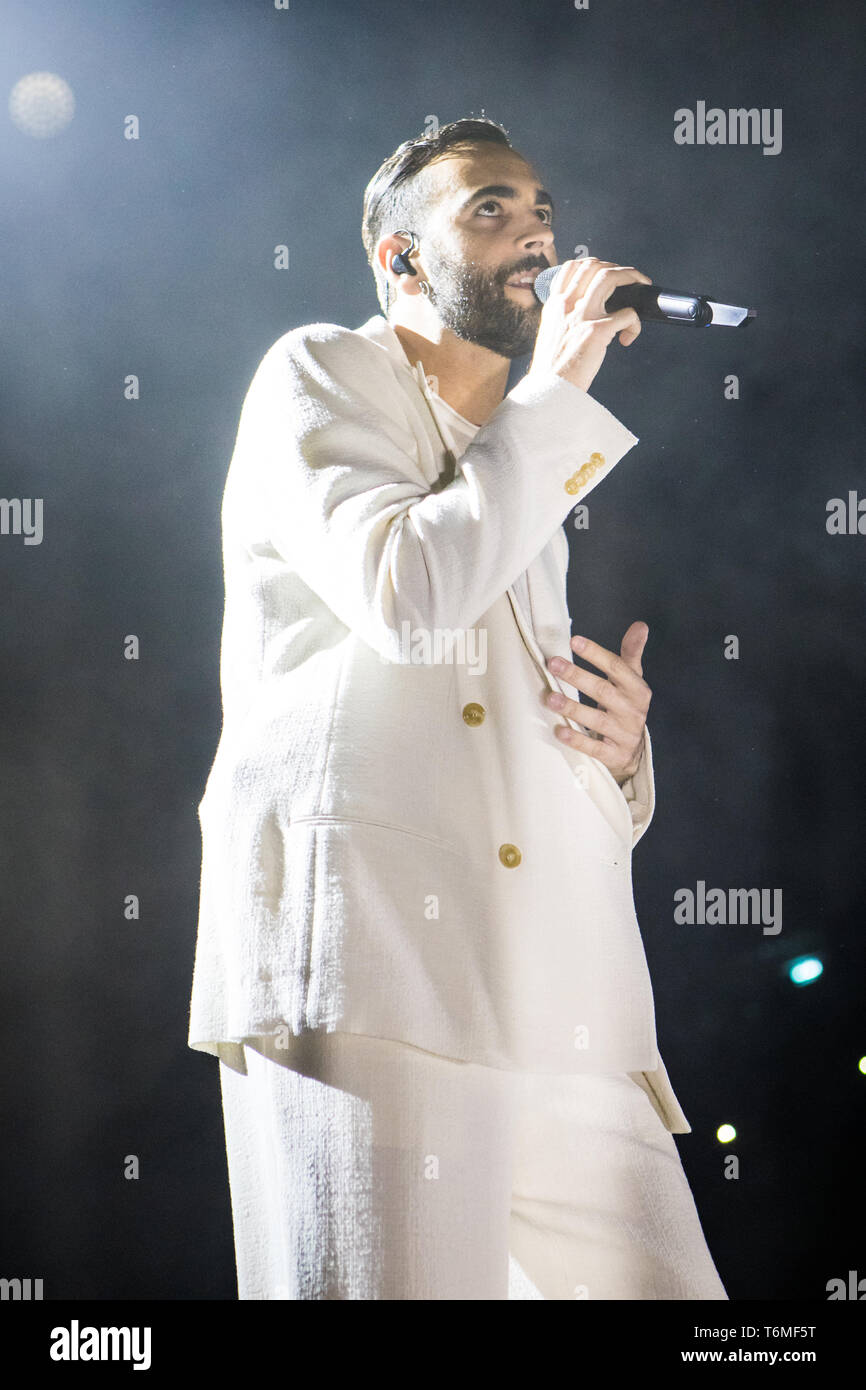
[353,314,481,434]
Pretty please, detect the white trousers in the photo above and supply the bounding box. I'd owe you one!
[217,1029,728,1300]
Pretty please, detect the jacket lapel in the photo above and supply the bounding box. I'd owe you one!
[507,560,633,841]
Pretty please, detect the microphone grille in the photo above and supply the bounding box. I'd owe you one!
[533,265,564,302]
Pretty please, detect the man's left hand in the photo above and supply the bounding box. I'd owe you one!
[545,622,651,785]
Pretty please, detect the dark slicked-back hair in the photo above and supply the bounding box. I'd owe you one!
[361,116,512,315]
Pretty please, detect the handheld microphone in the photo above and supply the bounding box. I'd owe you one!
[533,264,756,328]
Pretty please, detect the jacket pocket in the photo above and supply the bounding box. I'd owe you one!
[288,813,462,856]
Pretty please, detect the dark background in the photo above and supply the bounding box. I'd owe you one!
[0,0,863,1300]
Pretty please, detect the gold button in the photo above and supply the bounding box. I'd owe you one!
[462,702,486,726]
[565,451,606,494]
[498,843,522,868]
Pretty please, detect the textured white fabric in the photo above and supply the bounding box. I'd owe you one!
[188,313,680,1097]
[419,371,655,885]
[218,1030,728,1301]
[423,374,648,814]
[422,379,535,625]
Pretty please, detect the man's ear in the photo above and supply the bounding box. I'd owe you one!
[377,232,428,301]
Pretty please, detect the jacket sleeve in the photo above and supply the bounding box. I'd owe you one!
[620,724,656,847]
[231,323,640,662]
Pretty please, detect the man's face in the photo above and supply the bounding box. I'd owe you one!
[416,144,558,359]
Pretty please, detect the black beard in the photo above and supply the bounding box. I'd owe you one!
[421,248,544,359]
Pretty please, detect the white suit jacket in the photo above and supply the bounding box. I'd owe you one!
[188,312,691,1134]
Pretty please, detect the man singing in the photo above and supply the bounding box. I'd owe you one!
[188,116,728,1301]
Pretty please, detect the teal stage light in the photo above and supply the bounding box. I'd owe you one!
[787,955,823,986]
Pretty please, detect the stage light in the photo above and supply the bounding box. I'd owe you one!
[858,1057,866,1076]
[9,72,75,139]
[716,1124,736,1143]
[787,955,823,986]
